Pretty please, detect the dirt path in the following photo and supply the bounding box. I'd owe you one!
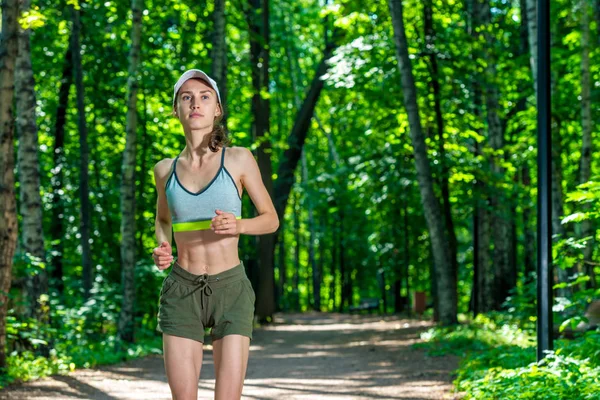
[1,312,462,400]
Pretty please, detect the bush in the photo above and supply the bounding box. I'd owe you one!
[416,314,600,399]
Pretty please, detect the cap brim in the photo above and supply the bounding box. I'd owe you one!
[173,69,222,108]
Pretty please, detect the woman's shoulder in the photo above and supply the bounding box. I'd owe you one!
[226,145,253,162]
[153,157,176,183]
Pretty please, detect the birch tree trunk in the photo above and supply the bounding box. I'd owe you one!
[71,3,93,298]
[16,0,47,320]
[118,0,143,342]
[388,0,457,324]
[0,0,19,370]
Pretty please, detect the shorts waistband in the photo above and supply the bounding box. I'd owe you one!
[169,260,247,289]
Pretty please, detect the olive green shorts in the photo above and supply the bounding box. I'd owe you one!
[156,260,255,343]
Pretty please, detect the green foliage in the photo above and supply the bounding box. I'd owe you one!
[1,298,162,389]
[416,314,600,399]
[2,256,164,389]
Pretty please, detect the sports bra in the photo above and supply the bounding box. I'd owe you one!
[165,146,242,232]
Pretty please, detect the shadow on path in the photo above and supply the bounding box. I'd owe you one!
[1,312,461,400]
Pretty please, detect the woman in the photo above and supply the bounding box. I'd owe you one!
[152,69,279,400]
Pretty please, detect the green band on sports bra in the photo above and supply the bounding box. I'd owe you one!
[173,216,243,232]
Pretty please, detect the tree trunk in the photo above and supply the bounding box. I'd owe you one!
[331,203,338,311]
[71,3,92,299]
[0,0,19,370]
[403,198,411,316]
[468,0,492,315]
[519,0,536,283]
[50,42,73,296]
[293,191,301,311]
[525,0,537,92]
[246,0,276,322]
[302,149,319,311]
[579,0,595,289]
[118,0,143,342]
[16,0,47,321]
[471,205,479,314]
[273,41,337,224]
[552,122,570,295]
[479,0,513,310]
[388,0,457,324]
[211,0,227,128]
[339,206,349,311]
[317,222,325,310]
[474,188,493,313]
[136,87,149,253]
[424,0,458,305]
[277,223,286,310]
[522,167,536,280]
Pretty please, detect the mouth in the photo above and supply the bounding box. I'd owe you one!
[190,113,203,118]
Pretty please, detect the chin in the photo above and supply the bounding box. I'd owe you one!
[188,122,212,130]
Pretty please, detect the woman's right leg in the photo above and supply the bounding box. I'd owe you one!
[163,333,203,400]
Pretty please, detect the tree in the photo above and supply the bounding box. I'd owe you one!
[212,0,227,128]
[70,1,92,298]
[16,0,47,320]
[0,0,19,370]
[388,0,457,325]
[245,0,276,322]
[118,0,143,342]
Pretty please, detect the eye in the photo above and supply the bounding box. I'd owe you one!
[182,95,191,101]
[201,95,210,100]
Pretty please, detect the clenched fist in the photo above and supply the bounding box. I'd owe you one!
[152,241,173,270]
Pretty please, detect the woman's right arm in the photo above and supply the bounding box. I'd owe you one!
[153,159,174,269]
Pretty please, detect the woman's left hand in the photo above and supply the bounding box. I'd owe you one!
[211,209,241,235]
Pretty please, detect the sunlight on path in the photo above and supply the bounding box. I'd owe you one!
[1,313,460,400]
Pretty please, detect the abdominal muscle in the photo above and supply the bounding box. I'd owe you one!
[172,229,241,275]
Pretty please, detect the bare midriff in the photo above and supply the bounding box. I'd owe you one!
[173,230,241,275]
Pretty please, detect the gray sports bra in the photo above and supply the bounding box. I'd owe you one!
[165,146,242,232]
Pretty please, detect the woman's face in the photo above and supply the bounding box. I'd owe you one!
[174,78,221,131]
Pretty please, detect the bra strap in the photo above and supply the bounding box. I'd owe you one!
[221,146,226,167]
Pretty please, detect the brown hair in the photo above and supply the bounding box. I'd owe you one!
[209,113,231,152]
[173,78,231,152]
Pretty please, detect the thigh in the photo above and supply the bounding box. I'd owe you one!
[213,334,250,400]
[163,333,204,400]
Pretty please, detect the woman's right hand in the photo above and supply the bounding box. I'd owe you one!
[153,241,173,270]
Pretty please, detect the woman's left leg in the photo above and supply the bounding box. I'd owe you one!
[213,334,250,399]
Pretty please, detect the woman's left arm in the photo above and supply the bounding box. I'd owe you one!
[212,147,279,235]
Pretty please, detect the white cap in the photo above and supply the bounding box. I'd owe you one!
[172,69,222,108]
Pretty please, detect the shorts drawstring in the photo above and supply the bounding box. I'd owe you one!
[189,273,213,309]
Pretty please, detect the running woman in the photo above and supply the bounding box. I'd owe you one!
[152,69,279,400]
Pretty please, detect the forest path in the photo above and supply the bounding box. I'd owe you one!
[1,312,462,400]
